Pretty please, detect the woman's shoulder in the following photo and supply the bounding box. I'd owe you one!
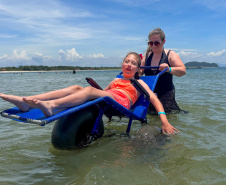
[164,49,184,66]
[164,49,169,53]
[164,49,177,55]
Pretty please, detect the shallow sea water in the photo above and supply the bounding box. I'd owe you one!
[0,68,226,185]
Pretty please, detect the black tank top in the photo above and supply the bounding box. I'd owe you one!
[144,50,175,97]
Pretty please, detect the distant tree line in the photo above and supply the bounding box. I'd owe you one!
[185,61,219,68]
[0,65,121,71]
[1,62,219,71]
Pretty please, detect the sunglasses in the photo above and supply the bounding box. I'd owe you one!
[148,41,161,47]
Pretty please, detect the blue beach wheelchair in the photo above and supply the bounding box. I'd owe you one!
[1,67,167,150]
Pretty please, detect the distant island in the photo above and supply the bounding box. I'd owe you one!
[185,61,219,69]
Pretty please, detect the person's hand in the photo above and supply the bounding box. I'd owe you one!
[159,63,169,72]
[162,122,180,135]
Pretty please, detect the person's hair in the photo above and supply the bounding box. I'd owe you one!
[148,27,165,41]
[146,28,165,54]
[123,52,141,79]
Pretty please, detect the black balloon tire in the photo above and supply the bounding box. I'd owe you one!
[51,105,104,150]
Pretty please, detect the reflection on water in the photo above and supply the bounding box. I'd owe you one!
[1,68,226,184]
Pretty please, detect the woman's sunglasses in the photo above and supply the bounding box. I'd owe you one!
[148,41,161,47]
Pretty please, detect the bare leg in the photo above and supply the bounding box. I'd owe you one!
[23,86,115,116]
[0,85,83,112]
[27,85,84,101]
[0,93,29,111]
[23,98,53,116]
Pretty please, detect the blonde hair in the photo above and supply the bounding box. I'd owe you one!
[148,28,165,41]
[146,28,165,54]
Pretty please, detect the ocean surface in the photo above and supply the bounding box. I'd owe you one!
[0,68,226,185]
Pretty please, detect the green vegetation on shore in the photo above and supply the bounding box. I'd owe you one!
[0,61,220,71]
[0,65,121,71]
[185,61,219,68]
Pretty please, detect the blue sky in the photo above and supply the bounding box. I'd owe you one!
[0,0,226,67]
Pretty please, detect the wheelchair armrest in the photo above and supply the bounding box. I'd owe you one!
[129,78,150,100]
[86,77,103,90]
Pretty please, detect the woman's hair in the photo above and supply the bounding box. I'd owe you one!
[148,27,165,41]
[123,52,141,79]
[146,27,165,54]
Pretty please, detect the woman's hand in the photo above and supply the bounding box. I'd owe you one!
[162,121,180,135]
[159,63,170,72]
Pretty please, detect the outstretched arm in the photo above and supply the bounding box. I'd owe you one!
[138,80,180,134]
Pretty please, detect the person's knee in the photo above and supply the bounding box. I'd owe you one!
[84,86,98,98]
[70,85,83,91]
[85,86,96,92]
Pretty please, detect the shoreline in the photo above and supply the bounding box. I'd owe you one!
[0,69,121,73]
[0,70,72,73]
[186,66,221,69]
[1,67,222,73]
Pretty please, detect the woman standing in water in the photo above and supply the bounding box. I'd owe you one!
[141,28,186,113]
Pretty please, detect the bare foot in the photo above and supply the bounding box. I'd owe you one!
[23,97,54,117]
[0,93,30,112]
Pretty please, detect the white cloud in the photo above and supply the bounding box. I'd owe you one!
[31,52,54,64]
[88,54,105,58]
[178,51,202,60]
[58,48,82,61]
[0,54,8,60]
[0,47,122,67]
[8,50,30,60]
[0,50,30,66]
[1,48,226,67]
[207,49,226,57]
[169,48,197,52]
[177,49,226,64]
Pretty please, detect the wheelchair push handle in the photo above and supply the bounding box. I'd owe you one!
[140,66,169,76]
